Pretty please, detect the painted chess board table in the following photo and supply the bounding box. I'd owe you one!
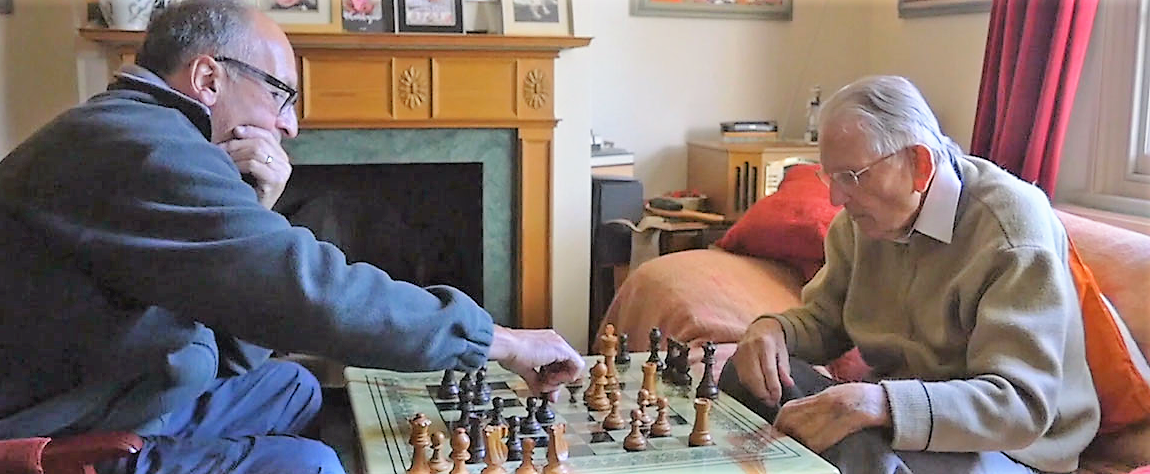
[346,353,839,474]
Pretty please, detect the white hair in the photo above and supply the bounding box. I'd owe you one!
[818,75,962,165]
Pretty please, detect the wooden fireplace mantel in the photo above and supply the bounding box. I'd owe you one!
[79,29,592,329]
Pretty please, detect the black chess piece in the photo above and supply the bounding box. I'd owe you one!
[460,371,473,398]
[648,327,665,372]
[520,397,542,435]
[661,338,680,383]
[466,413,486,464]
[456,388,474,430]
[437,370,459,400]
[566,380,583,404]
[505,416,523,462]
[474,367,491,405]
[696,341,720,400]
[615,333,632,366]
[673,341,693,387]
[535,394,555,424]
[489,397,506,427]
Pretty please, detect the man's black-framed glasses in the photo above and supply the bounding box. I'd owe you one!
[213,56,298,115]
[816,149,903,188]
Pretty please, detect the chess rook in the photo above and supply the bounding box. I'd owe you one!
[689,398,714,447]
[641,362,658,405]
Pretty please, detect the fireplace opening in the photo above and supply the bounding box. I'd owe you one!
[273,163,484,305]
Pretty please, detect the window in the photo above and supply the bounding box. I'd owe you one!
[1061,0,1150,219]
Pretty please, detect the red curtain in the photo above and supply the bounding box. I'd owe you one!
[970,0,1099,198]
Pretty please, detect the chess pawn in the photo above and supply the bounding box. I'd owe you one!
[615,333,631,366]
[650,397,672,438]
[689,398,714,447]
[456,389,474,431]
[623,409,647,452]
[586,363,611,412]
[449,427,471,474]
[640,362,658,405]
[543,423,569,474]
[601,391,625,430]
[475,367,492,405]
[535,394,555,424]
[515,437,538,474]
[408,413,433,474]
[482,424,509,474]
[635,389,653,427]
[565,380,582,404]
[505,417,523,461]
[489,397,506,427]
[647,327,665,372]
[468,414,487,464]
[521,397,543,435]
[438,370,459,400]
[430,431,452,473]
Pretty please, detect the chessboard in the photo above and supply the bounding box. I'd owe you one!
[345,352,838,474]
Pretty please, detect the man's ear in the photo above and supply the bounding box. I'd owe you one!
[184,55,225,107]
[910,144,935,192]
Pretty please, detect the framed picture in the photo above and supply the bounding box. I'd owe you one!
[502,0,570,36]
[898,0,991,18]
[397,0,464,33]
[630,0,792,21]
[249,0,342,32]
[341,0,395,32]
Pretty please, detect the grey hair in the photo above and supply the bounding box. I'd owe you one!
[136,0,256,77]
[818,75,962,165]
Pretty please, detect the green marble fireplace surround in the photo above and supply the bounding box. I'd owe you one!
[282,128,516,326]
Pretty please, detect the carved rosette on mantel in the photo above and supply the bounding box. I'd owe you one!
[523,69,548,110]
[77,30,592,330]
[399,66,427,110]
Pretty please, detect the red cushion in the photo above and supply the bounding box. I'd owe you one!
[716,164,841,281]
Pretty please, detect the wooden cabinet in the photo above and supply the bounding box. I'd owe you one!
[687,140,819,219]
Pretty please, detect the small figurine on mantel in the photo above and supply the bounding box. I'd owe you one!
[805,85,821,145]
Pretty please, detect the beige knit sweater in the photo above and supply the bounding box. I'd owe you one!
[769,155,1100,473]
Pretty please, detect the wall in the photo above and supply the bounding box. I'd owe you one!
[0,0,84,154]
[588,0,990,198]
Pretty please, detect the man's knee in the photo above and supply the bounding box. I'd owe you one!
[281,437,345,474]
[258,360,323,410]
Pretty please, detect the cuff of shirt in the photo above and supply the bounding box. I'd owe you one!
[880,379,933,451]
[757,314,798,354]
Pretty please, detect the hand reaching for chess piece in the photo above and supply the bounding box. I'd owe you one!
[488,326,585,402]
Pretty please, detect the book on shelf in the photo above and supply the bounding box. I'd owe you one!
[721,130,778,142]
[720,120,778,133]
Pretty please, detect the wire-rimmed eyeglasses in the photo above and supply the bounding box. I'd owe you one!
[213,56,298,116]
[816,149,903,188]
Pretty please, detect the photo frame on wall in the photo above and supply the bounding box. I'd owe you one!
[341,0,396,32]
[898,0,991,18]
[248,0,342,32]
[501,0,570,36]
[630,0,792,21]
[397,0,464,33]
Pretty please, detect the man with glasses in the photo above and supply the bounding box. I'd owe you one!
[720,76,1098,473]
[0,1,583,473]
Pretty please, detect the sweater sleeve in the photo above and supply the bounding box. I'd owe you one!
[766,211,856,364]
[881,245,1082,452]
[62,137,494,373]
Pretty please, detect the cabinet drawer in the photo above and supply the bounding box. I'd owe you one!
[301,56,393,122]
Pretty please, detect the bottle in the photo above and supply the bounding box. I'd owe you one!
[804,85,821,145]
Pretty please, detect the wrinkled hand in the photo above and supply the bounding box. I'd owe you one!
[730,317,794,406]
[219,125,292,210]
[489,326,585,402]
[773,382,890,453]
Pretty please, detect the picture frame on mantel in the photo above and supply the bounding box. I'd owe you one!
[247,0,342,32]
[501,0,571,36]
[897,0,991,18]
[341,0,396,33]
[397,0,464,33]
[630,0,792,21]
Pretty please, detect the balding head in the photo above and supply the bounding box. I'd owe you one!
[136,0,257,78]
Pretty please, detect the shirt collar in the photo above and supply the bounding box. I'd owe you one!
[110,65,214,139]
[900,153,961,244]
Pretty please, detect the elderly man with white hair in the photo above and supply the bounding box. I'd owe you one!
[719,75,1099,474]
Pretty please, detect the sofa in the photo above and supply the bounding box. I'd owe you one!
[596,208,1150,473]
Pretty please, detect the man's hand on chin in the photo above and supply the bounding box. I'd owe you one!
[219,125,292,210]
[772,382,892,453]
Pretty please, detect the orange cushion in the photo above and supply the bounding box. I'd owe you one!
[1067,236,1150,433]
[716,164,841,281]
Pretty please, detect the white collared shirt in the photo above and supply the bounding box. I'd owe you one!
[897,154,962,244]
